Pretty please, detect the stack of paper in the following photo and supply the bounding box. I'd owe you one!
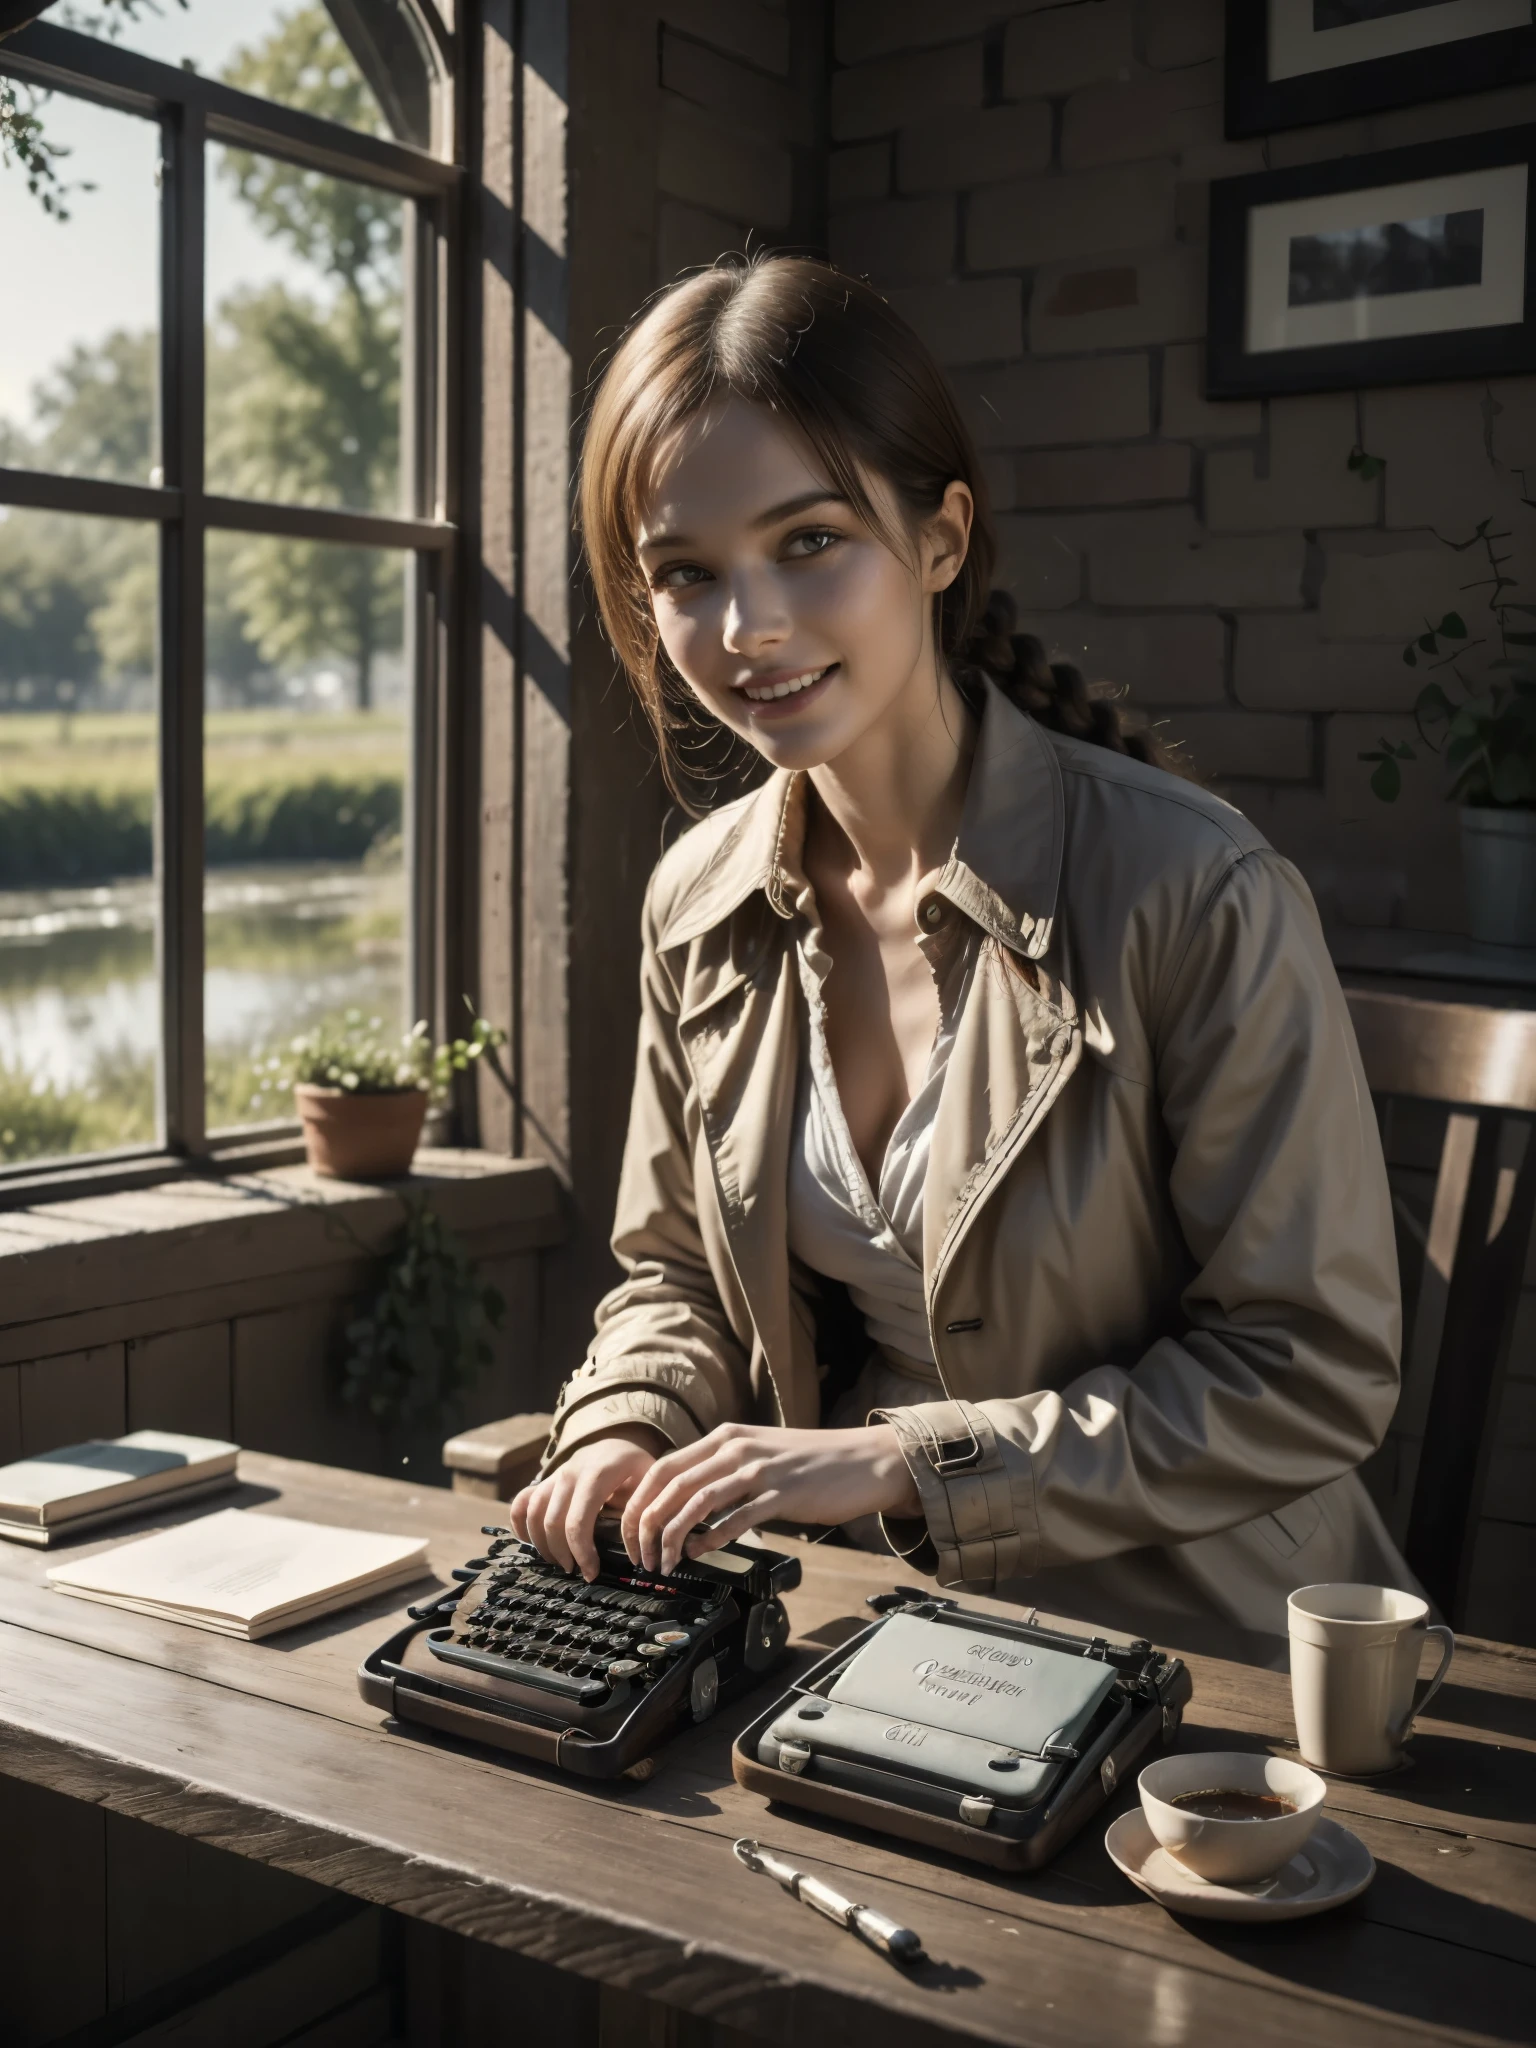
[0,1432,239,1547]
[46,1506,431,1640]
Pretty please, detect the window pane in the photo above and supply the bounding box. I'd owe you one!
[0,92,158,484]
[205,143,403,513]
[81,2,402,141]
[0,510,159,1164]
[203,532,409,1134]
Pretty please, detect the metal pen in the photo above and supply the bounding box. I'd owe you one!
[732,1839,924,1964]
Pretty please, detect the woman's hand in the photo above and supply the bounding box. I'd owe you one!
[507,1425,661,1580]
[620,1422,922,1576]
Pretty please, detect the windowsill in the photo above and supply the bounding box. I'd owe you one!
[0,1148,565,1359]
[1327,923,1536,1005]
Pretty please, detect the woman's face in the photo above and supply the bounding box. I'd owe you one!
[635,396,971,772]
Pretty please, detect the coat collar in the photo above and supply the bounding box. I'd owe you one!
[654,680,1066,960]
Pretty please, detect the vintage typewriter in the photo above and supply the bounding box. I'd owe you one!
[733,1587,1192,1870]
[359,1520,802,1778]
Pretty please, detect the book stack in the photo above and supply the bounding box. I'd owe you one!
[0,1431,240,1547]
[46,1506,432,1640]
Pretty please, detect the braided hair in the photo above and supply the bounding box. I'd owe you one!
[953,589,1170,768]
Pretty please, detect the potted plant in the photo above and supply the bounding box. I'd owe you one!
[257,1009,507,1181]
[1359,515,1536,947]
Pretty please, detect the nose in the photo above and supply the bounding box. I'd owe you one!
[721,568,790,656]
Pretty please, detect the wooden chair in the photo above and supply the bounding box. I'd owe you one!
[441,1413,553,1503]
[1347,989,1536,1628]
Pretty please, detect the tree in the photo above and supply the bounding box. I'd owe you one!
[210,7,401,708]
[0,516,99,703]
[27,326,155,482]
[0,6,401,709]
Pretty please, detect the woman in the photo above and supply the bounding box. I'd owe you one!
[509,255,1408,1664]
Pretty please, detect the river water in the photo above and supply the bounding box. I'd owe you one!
[0,861,405,1113]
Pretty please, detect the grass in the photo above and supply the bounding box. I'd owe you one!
[0,1013,405,1164]
[0,709,406,885]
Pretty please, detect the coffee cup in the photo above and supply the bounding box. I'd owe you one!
[1288,1582,1454,1777]
[1138,1751,1325,1883]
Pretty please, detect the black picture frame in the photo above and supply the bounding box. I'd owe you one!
[1206,124,1536,399]
[1226,3,1536,138]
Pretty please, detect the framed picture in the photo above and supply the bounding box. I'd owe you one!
[1206,125,1536,397]
[1226,2,1536,137]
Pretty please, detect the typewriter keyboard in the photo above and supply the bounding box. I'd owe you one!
[434,1536,731,1705]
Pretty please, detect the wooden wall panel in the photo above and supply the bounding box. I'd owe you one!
[19,1343,126,1455]
[104,1811,336,2011]
[0,1776,107,2045]
[233,1300,361,1473]
[127,1323,234,1440]
[0,1366,21,1464]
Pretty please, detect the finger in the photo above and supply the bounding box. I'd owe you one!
[657,1474,761,1575]
[529,1471,577,1572]
[564,1466,615,1583]
[506,1482,534,1543]
[620,1438,723,1559]
[684,1492,776,1560]
[637,1455,752,1572]
[520,1478,555,1562]
[632,1455,736,1570]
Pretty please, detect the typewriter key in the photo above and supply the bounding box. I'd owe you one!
[637,1643,669,1661]
[652,1629,691,1649]
[608,1659,643,1680]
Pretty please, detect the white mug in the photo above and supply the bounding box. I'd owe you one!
[1288,1582,1454,1776]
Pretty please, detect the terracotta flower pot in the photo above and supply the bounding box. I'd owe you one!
[294,1083,427,1180]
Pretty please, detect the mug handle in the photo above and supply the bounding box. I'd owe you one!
[1392,1624,1455,1743]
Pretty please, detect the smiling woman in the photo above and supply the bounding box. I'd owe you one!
[513,256,1415,1668]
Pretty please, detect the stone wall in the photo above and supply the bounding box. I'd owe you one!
[653,1,828,285]
[827,0,1536,937]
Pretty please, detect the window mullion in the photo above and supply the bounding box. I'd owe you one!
[156,102,206,1157]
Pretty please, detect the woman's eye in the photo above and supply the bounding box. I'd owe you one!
[784,528,839,559]
[654,562,711,590]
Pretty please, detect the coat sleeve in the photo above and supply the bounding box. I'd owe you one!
[539,873,755,1475]
[874,849,1403,1588]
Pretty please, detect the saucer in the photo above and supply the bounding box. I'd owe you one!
[1105,1810,1375,1921]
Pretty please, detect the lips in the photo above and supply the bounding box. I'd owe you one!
[737,662,837,705]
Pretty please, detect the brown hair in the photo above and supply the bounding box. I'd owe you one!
[578,254,1167,805]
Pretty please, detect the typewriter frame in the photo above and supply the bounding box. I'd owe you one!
[359,1529,801,1779]
[732,1592,1193,1871]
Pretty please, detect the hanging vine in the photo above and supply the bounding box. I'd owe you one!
[339,1193,506,1432]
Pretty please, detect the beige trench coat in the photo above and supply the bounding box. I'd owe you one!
[542,681,1411,1663]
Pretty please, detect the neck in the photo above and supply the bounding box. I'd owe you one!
[806,656,977,890]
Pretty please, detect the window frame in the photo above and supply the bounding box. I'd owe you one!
[0,10,463,1205]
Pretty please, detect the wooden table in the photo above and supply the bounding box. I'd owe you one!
[0,1455,1530,2048]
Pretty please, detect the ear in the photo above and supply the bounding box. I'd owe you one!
[921,479,974,595]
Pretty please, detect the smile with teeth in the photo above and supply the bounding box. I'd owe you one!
[740,664,833,703]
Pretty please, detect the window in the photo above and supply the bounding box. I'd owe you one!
[0,2,457,1189]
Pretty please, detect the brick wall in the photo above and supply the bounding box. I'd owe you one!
[654,1,827,285]
[827,0,1536,938]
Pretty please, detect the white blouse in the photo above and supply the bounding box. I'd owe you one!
[784,890,978,1391]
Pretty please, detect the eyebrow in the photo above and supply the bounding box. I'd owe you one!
[637,488,849,555]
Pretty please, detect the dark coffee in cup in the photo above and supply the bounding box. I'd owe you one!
[1169,1788,1299,1822]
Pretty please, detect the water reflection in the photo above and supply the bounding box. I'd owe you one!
[0,860,403,1150]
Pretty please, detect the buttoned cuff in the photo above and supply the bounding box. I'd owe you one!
[538,1388,699,1478]
[871,1399,1034,1588]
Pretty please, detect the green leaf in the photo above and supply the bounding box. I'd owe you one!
[1415,682,1456,724]
[1369,757,1402,802]
[1404,645,1418,667]
[1418,632,1438,654]
[1437,612,1468,638]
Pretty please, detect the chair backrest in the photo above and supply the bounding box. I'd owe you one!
[1345,989,1536,1628]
